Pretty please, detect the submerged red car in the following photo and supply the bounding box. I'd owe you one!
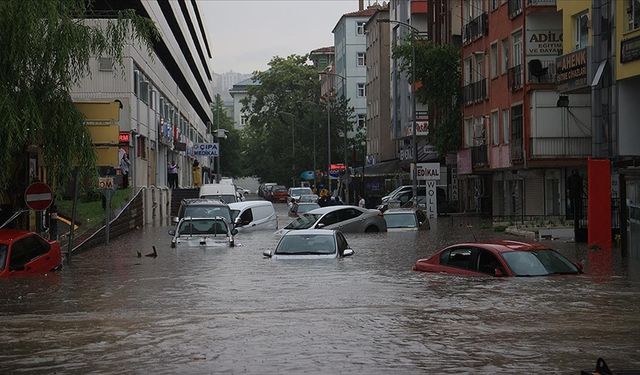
[0,229,62,277]
[413,240,582,277]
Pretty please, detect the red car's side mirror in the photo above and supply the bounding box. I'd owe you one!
[494,268,504,277]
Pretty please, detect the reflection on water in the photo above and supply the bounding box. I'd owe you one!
[1,204,640,374]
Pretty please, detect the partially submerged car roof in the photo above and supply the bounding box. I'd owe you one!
[181,198,228,206]
[447,240,547,253]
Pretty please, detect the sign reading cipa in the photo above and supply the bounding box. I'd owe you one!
[193,143,219,156]
[98,177,115,190]
[413,163,441,181]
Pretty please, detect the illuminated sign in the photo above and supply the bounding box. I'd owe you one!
[119,132,130,143]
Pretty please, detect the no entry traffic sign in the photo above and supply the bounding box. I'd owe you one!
[25,182,53,211]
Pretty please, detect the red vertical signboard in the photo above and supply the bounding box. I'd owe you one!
[587,158,612,249]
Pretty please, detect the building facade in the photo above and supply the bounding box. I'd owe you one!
[229,78,260,131]
[309,46,336,71]
[457,0,591,221]
[72,1,214,196]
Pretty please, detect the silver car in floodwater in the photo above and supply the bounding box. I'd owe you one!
[276,205,387,235]
[169,217,237,248]
[263,229,354,260]
[383,208,430,231]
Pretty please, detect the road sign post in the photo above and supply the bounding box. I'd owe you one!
[98,177,116,244]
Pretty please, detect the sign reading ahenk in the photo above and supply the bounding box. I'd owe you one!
[193,143,219,156]
[556,47,589,92]
[413,163,441,181]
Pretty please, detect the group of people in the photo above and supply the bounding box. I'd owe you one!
[315,188,367,208]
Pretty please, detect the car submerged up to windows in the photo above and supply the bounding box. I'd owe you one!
[169,217,237,248]
[263,229,354,259]
[383,208,430,231]
[413,240,582,277]
[276,206,387,234]
[0,229,62,277]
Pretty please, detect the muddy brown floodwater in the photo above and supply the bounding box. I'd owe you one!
[2,202,640,374]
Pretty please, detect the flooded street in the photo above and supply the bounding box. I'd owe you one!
[2,203,640,374]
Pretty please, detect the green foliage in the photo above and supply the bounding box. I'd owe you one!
[241,55,354,185]
[392,36,461,157]
[212,94,244,177]
[0,0,157,197]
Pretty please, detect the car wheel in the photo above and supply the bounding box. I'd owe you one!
[365,225,379,233]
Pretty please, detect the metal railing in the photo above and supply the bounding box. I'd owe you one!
[508,64,523,91]
[471,144,489,167]
[527,61,556,84]
[462,79,488,105]
[530,137,591,158]
[463,13,488,45]
[511,139,523,161]
[508,0,523,18]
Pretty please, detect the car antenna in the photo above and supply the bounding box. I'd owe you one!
[462,222,478,242]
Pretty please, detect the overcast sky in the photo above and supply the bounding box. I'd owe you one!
[199,0,361,74]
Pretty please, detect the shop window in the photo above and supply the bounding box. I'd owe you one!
[628,0,640,31]
[575,12,589,49]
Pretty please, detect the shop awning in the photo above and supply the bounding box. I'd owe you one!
[352,159,408,177]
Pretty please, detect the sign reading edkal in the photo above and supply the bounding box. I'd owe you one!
[193,143,219,156]
[556,47,588,92]
[621,35,640,64]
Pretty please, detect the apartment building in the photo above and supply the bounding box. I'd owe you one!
[71,0,214,197]
[457,0,591,220]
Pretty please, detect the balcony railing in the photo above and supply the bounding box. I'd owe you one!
[527,0,556,6]
[508,65,523,91]
[530,137,591,158]
[471,144,489,167]
[463,13,488,45]
[508,0,523,19]
[511,139,523,161]
[462,79,488,106]
[527,60,556,84]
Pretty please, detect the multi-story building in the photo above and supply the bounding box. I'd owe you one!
[457,0,591,221]
[71,1,214,200]
[388,1,433,173]
[309,46,335,71]
[365,6,395,167]
[229,78,260,130]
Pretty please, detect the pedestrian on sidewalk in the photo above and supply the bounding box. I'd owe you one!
[120,152,130,189]
[168,160,179,189]
[358,195,366,208]
[192,160,202,188]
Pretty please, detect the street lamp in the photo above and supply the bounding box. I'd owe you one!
[378,19,420,204]
[319,71,347,200]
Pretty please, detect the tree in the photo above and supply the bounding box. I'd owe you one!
[0,0,157,204]
[241,55,353,185]
[392,36,461,157]
[211,94,244,177]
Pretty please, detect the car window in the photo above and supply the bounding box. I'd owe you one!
[440,247,476,270]
[200,194,237,203]
[276,234,336,255]
[285,214,322,229]
[319,212,340,226]
[384,213,417,228]
[230,209,240,221]
[477,249,505,275]
[183,205,232,222]
[9,235,50,269]
[0,244,7,271]
[336,232,349,253]
[502,250,579,276]
[338,208,362,221]
[297,203,319,214]
[178,219,227,235]
[239,208,253,224]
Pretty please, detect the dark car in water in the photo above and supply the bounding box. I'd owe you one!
[413,240,582,277]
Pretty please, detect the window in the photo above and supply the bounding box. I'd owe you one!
[491,111,499,145]
[501,38,509,74]
[357,52,366,66]
[464,118,473,147]
[575,12,589,49]
[139,75,149,105]
[150,89,157,110]
[502,109,510,144]
[357,114,366,129]
[239,208,254,225]
[240,116,247,126]
[440,247,475,270]
[511,104,523,141]
[98,57,113,71]
[512,30,522,67]
[356,21,366,35]
[491,0,499,10]
[490,43,498,78]
[319,212,340,226]
[137,135,147,159]
[475,53,484,82]
[337,208,362,222]
[357,83,366,97]
[627,0,640,31]
[133,70,139,96]
[9,235,50,270]
[464,57,473,84]
[477,250,504,275]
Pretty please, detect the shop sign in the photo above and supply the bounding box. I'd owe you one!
[621,35,640,64]
[556,47,589,92]
[193,143,219,156]
[413,163,441,181]
[118,132,130,143]
[527,31,563,56]
[425,180,438,219]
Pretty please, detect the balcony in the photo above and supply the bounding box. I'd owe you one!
[527,0,556,6]
[472,144,489,167]
[463,13,488,45]
[462,79,488,106]
[527,60,556,84]
[511,139,523,161]
[508,65,523,91]
[530,137,591,158]
[508,0,522,19]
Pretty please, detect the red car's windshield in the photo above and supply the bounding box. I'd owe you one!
[502,249,579,276]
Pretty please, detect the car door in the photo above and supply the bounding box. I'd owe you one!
[476,249,507,276]
[317,211,340,229]
[336,208,364,232]
[236,207,255,232]
[437,247,483,276]
[8,235,52,274]
[336,232,349,256]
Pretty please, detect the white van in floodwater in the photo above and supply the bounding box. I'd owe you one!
[199,183,238,204]
[229,201,277,232]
